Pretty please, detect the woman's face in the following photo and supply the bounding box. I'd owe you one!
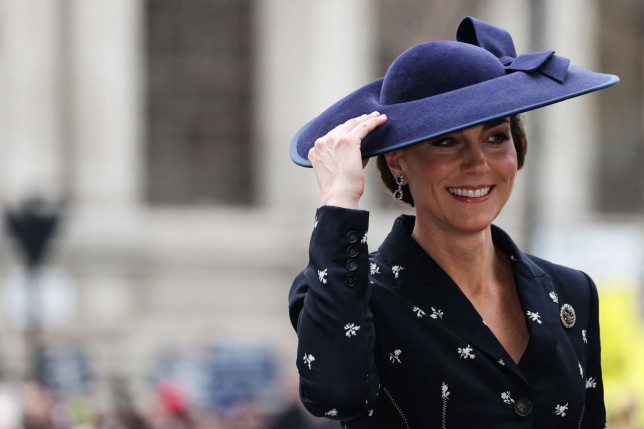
[387,118,518,235]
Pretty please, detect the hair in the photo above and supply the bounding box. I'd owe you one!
[376,114,528,207]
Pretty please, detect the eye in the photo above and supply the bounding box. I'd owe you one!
[430,137,456,147]
[488,132,510,144]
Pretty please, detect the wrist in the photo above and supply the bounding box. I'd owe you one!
[320,190,362,209]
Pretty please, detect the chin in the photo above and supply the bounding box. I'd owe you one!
[453,217,496,234]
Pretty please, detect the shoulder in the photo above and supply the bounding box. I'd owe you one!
[525,254,594,288]
[525,254,598,314]
[525,254,590,283]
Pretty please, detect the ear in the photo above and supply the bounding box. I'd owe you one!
[384,151,403,176]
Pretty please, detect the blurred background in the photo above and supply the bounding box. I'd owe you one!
[0,0,642,428]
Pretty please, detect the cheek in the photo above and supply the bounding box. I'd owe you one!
[497,148,519,178]
[406,159,451,195]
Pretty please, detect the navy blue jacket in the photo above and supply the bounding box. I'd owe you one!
[289,206,606,428]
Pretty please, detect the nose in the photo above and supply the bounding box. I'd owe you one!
[460,141,489,174]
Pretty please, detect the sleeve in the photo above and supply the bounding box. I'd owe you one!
[580,273,607,429]
[288,205,379,421]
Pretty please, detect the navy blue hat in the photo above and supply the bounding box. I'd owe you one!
[290,16,619,167]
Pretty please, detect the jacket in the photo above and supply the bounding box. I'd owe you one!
[288,206,606,428]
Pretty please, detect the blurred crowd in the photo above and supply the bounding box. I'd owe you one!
[0,375,339,429]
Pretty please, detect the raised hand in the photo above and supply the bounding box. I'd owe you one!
[307,112,387,209]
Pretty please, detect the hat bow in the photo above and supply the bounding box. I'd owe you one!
[503,51,570,83]
[457,16,570,83]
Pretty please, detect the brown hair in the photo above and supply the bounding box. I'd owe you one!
[376,115,527,207]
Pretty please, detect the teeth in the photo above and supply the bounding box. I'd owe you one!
[448,187,491,198]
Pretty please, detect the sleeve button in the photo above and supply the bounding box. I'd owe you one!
[347,245,359,257]
[345,274,357,287]
[346,259,358,271]
[346,231,359,243]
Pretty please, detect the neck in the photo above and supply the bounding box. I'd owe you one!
[411,221,509,296]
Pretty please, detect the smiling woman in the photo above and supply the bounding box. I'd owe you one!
[288,16,619,429]
[383,118,519,239]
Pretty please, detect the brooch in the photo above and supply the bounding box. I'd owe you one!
[560,303,576,329]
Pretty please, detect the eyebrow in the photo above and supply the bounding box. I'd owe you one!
[482,118,511,129]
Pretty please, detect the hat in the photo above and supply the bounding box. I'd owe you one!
[290,16,619,167]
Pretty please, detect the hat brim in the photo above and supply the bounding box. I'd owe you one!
[290,66,619,167]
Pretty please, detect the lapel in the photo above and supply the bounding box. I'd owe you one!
[512,253,562,378]
[377,217,563,383]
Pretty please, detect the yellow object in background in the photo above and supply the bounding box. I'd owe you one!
[600,284,644,429]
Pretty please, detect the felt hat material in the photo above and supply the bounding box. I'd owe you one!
[290,16,619,167]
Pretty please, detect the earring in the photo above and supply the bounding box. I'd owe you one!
[393,173,404,202]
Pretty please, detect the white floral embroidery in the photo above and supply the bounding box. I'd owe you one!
[501,391,514,405]
[579,362,584,378]
[389,349,402,364]
[526,311,542,324]
[370,262,381,275]
[318,269,328,284]
[392,265,405,278]
[303,353,315,370]
[586,377,597,389]
[582,329,587,344]
[498,359,506,366]
[549,291,559,303]
[430,307,444,319]
[555,403,569,417]
[413,306,426,318]
[344,323,361,337]
[368,409,374,417]
[325,409,338,417]
[441,383,450,400]
[314,217,319,228]
[457,345,475,359]
[361,232,368,243]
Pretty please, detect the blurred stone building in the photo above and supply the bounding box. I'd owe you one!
[0,0,641,403]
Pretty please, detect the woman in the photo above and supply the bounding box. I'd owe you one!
[288,17,619,428]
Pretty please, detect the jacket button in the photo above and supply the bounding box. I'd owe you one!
[346,231,359,243]
[514,397,532,417]
[345,274,357,287]
[346,259,358,271]
[347,245,359,257]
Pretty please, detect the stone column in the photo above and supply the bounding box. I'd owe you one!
[67,0,144,213]
[254,0,376,214]
[0,0,66,205]
[538,0,600,222]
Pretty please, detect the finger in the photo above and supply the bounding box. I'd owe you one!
[328,111,382,137]
[307,147,316,165]
[346,113,387,142]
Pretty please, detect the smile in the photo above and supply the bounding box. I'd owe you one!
[448,186,491,198]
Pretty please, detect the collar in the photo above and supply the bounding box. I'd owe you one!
[376,215,561,381]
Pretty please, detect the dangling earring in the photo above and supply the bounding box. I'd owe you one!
[393,173,404,202]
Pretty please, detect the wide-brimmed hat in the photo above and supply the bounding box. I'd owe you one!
[290,16,619,167]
